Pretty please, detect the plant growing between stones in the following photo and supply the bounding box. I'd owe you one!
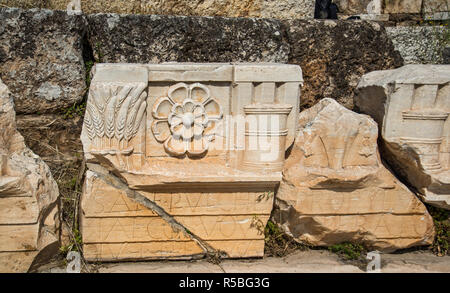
[63,101,86,119]
[264,220,309,257]
[428,206,450,256]
[328,242,367,261]
[85,60,95,87]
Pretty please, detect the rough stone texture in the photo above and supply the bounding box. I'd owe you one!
[259,0,315,19]
[444,47,450,64]
[356,65,450,210]
[0,8,86,114]
[383,0,423,14]
[0,78,60,272]
[274,98,435,252]
[422,0,450,19]
[386,26,449,65]
[87,13,289,64]
[286,19,403,110]
[335,0,374,15]
[0,0,315,19]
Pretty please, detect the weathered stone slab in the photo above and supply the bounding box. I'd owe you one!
[384,0,423,14]
[356,65,450,210]
[0,197,39,224]
[87,14,289,64]
[386,26,449,65]
[335,0,380,15]
[274,98,435,252]
[1,0,315,19]
[286,19,403,110]
[0,251,38,273]
[0,8,87,114]
[81,63,302,260]
[0,78,60,272]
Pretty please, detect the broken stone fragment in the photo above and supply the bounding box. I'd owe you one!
[274,98,435,252]
[0,78,60,272]
[355,64,450,210]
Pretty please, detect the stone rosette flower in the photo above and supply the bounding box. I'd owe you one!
[151,83,223,156]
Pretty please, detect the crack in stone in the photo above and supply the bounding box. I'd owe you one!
[87,161,227,259]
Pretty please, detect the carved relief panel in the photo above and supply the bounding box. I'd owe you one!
[80,63,303,261]
[82,63,303,172]
[356,65,450,210]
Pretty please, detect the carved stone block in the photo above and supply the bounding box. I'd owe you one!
[356,65,450,210]
[274,98,435,252]
[0,79,60,272]
[80,63,303,261]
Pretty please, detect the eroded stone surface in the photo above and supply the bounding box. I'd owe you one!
[274,98,435,252]
[1,0,315,19]
[356,65,450,210]
[286,19,403,110]
[386,26,449,65]
[81,63,302,261]
[0,8,86,114]
[383,0,423,14]
[0,79,60,272]
[87,14,289,64]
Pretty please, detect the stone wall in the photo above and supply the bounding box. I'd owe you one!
[286,19,402,110]
[386,26,449,64]
[0,0,315,19]
[0,8,87,114]
[0,8,411,266]
[335,0,449,20]
[0,7,448,269]
[0,7,403,199]
[2,0,448,21]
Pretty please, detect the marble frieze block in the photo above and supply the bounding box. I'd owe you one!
[356,64,450,210]
[80,63,303,261]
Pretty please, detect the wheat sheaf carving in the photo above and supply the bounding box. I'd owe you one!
[84,83,147,155]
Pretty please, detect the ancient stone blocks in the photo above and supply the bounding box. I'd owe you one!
[0,79,60,272]
[274,98,435,251]
[356,65,450,210]
[80,63,303,261]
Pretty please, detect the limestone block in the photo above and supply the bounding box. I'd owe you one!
[356,65,450,210]
[86,13,289,64]
[335,0,381,15]
[274,98,435,252]
[423,0,450,20]
[286,19,403,110]
[0,78,60,272]
[384,0,423,14]
[1,0,315,19]
[0,8,86,114]
[81,63,302,261]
